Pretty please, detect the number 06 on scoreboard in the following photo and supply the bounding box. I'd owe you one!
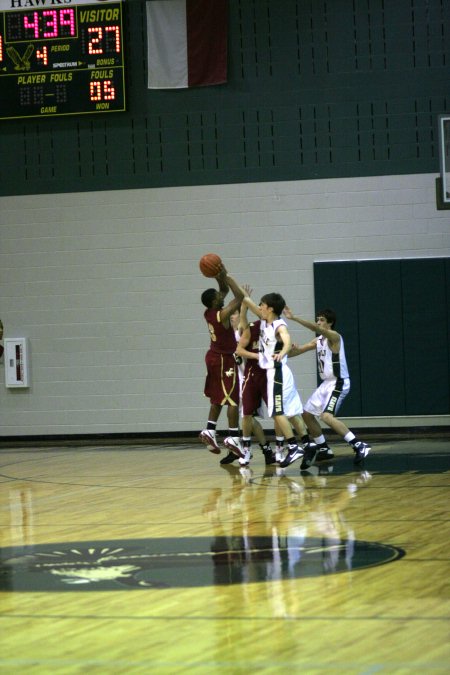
[0,0,126,120]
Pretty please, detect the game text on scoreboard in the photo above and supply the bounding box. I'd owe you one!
[0,0,126,120]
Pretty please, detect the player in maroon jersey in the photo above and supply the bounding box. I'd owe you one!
[199,264,248,458]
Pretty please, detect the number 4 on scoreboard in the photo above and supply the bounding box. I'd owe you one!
[36,45,48,66]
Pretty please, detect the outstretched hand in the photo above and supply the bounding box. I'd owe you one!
[283,305,294,319]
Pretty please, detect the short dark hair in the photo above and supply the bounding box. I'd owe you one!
[260,292,286,317]
[201,288,217,308]
[316,308,336,328]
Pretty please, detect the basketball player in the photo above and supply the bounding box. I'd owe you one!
[240,292,305,468]
[219,305,273,467]
[199,264,248,459]
[236,313,312,466]
[284,306,371,466]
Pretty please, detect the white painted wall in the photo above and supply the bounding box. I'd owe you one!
[1,173,449,437]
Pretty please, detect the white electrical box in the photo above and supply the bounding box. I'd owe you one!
[5,338,30,388]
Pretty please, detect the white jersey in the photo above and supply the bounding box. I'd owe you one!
[316,334,349,382]
[258,319,288,370]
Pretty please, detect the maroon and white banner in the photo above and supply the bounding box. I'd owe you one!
[146,0,227,89]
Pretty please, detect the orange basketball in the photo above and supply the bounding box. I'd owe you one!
[199,253,222,278]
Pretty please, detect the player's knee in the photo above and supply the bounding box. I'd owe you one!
[320,411,334,425]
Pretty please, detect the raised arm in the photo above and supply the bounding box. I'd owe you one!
[219,271,249,323]
[283,305,320,332]
[283,305,340,348]
[216,263,246,302]
[237,297,250,335]
[242,294,263,319]
[214,265,230,304]
[288,339,317,357]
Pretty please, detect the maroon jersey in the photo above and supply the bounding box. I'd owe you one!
[242,320,267,415]
[203,308,239,406]
[247,321,261,355]
[204,308,237,355]
[243,320,262,376]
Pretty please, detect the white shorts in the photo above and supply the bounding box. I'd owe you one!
[304,378,350,417]
[266,363,303,418]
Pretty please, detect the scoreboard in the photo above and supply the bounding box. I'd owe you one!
[0,0,126,120]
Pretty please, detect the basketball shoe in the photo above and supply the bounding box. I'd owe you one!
[261,443,276,466]
[224,436,245,459]
[300,442,318,470]
[315,445,334,462]
[274,445,285,464]
[279,444,304,468]
[199,429,220,454]
[238,448,252,467]
[353,441,371,464]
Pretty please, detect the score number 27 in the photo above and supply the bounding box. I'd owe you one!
[33,24,121,67]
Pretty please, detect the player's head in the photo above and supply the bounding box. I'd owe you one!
[316,308,336,328]
[201,288,221,308]
[260,292,286,318]
[230,309,240,329]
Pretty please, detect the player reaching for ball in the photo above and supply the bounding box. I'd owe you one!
[240,291,307,469]
[199,261,249,460]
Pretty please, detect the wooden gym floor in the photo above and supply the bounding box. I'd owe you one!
[0,435,449,674]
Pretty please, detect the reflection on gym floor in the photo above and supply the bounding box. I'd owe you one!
[0,438,449,673]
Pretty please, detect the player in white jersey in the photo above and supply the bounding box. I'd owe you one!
[284,307,371,467]
[242,292,305,468]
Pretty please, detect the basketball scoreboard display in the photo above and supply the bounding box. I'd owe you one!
[0,0,126,120]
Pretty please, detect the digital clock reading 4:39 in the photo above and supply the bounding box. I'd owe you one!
[0,0,126,119]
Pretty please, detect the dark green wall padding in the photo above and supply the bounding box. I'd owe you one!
[313,258,450,416]
[1,0,449,196]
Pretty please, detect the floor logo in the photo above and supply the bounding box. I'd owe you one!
[0,536,404,591]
